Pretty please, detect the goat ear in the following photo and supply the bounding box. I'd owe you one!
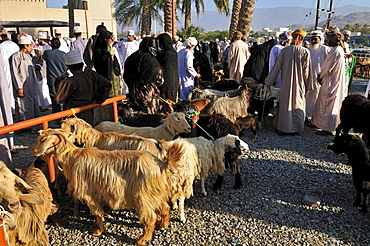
[170,114,180,122]
[19,193,44,205]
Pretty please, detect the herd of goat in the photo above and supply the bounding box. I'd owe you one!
[1,77,370,245]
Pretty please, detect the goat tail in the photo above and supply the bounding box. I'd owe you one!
[165,143,184,171]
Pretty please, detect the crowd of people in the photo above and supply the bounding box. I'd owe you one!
[0,23,354,168]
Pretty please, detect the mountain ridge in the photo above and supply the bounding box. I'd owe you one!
[191,5,370,31]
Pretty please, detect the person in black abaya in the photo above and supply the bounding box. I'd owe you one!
[124,37,164,114]
[199,42,214,82]
[156,33,179,102]
[210,41,219,64]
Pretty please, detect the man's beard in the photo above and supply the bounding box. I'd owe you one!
[310,43,320,51]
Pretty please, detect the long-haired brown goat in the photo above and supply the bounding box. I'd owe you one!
[61,117,167,159]
[0,162,57,246]
[32,129,184,245]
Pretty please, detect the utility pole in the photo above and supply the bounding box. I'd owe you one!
[326,0,334,29]
[314,0,320,30]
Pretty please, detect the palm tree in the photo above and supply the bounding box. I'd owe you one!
[68,0,75,38]
[342,23,353,31]
[177,24,204,40]
[236,0,256,40]
[228,0,241,40]
[114,0,163,36]
[163,0,174,34]
[180,0,228,31]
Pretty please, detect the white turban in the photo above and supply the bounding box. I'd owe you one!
[183,37,197,47]
[310,30,323,39]
[342,30,351,35]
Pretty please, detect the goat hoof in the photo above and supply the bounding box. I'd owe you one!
[136,237,149,245]
[92,229,103,236]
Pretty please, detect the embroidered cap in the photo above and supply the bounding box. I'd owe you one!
[64,50,83,65]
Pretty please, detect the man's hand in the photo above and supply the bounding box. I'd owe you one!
[17,89,24,97]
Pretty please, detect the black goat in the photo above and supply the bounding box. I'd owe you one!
[117,101,166,127]
[327,134,370,213]
[335,94,370,147]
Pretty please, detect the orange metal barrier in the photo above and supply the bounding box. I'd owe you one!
[0,95,126,183]
[0,215,7,246]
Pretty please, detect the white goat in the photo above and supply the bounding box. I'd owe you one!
[206,84,251,123]
[0,162,57,246]
[94,112,191,141]
[31,129,183,245]
[162,135,249,222]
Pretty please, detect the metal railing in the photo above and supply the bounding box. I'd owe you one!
[0,95,126,183]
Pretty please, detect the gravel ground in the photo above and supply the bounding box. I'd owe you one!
[11,78,370,246]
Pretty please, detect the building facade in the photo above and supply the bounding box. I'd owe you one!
[0,0,117,38]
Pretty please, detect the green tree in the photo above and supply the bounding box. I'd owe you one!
[114,0,163,36]
[180,0,229,31]
[353,23,361,32]
[342,23,353,31]
[361,24,370,35]
[356,37,369,45]
[176,24,204,40]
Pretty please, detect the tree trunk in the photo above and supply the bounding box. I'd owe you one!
[237,0,256,40]
[184,0,191,30]
[68,0,75,38]
[141,0,151,36]
[164,0,173,34]
[228,0,241,40]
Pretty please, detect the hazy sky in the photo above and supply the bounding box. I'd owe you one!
[48,0,370,10]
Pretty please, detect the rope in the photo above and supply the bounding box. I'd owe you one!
[0,205,14,246]
[185,109,215,141]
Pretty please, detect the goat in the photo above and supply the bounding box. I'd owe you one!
[180,114,245,190]
[32,129,183,245]
[335,94,370,147]
[189,87,239,101]
[60,118,196,223]
[169,135,248,197]
[327,134,370,213]
[235,115,257,138]
[94,112,191,141]
[118,101,167,127]
[61,117,167,159]
[205,84,251,123]
[0,162,57,246]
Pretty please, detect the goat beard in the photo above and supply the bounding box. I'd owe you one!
[309,43,321,51]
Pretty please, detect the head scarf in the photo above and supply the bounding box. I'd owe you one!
[139,37,157,56]
[310,30,323,40]
[183,37,197,47]
[292,29,307,38]
[157,33,173,51]
[326,30,344,47]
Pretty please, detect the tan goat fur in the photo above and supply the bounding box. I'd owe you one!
[61,118,166,159]
[161,135,248,222]
[31,129,184,245]
[0,162,57,246]
[206,85,250,123]
[94,112,191,140]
